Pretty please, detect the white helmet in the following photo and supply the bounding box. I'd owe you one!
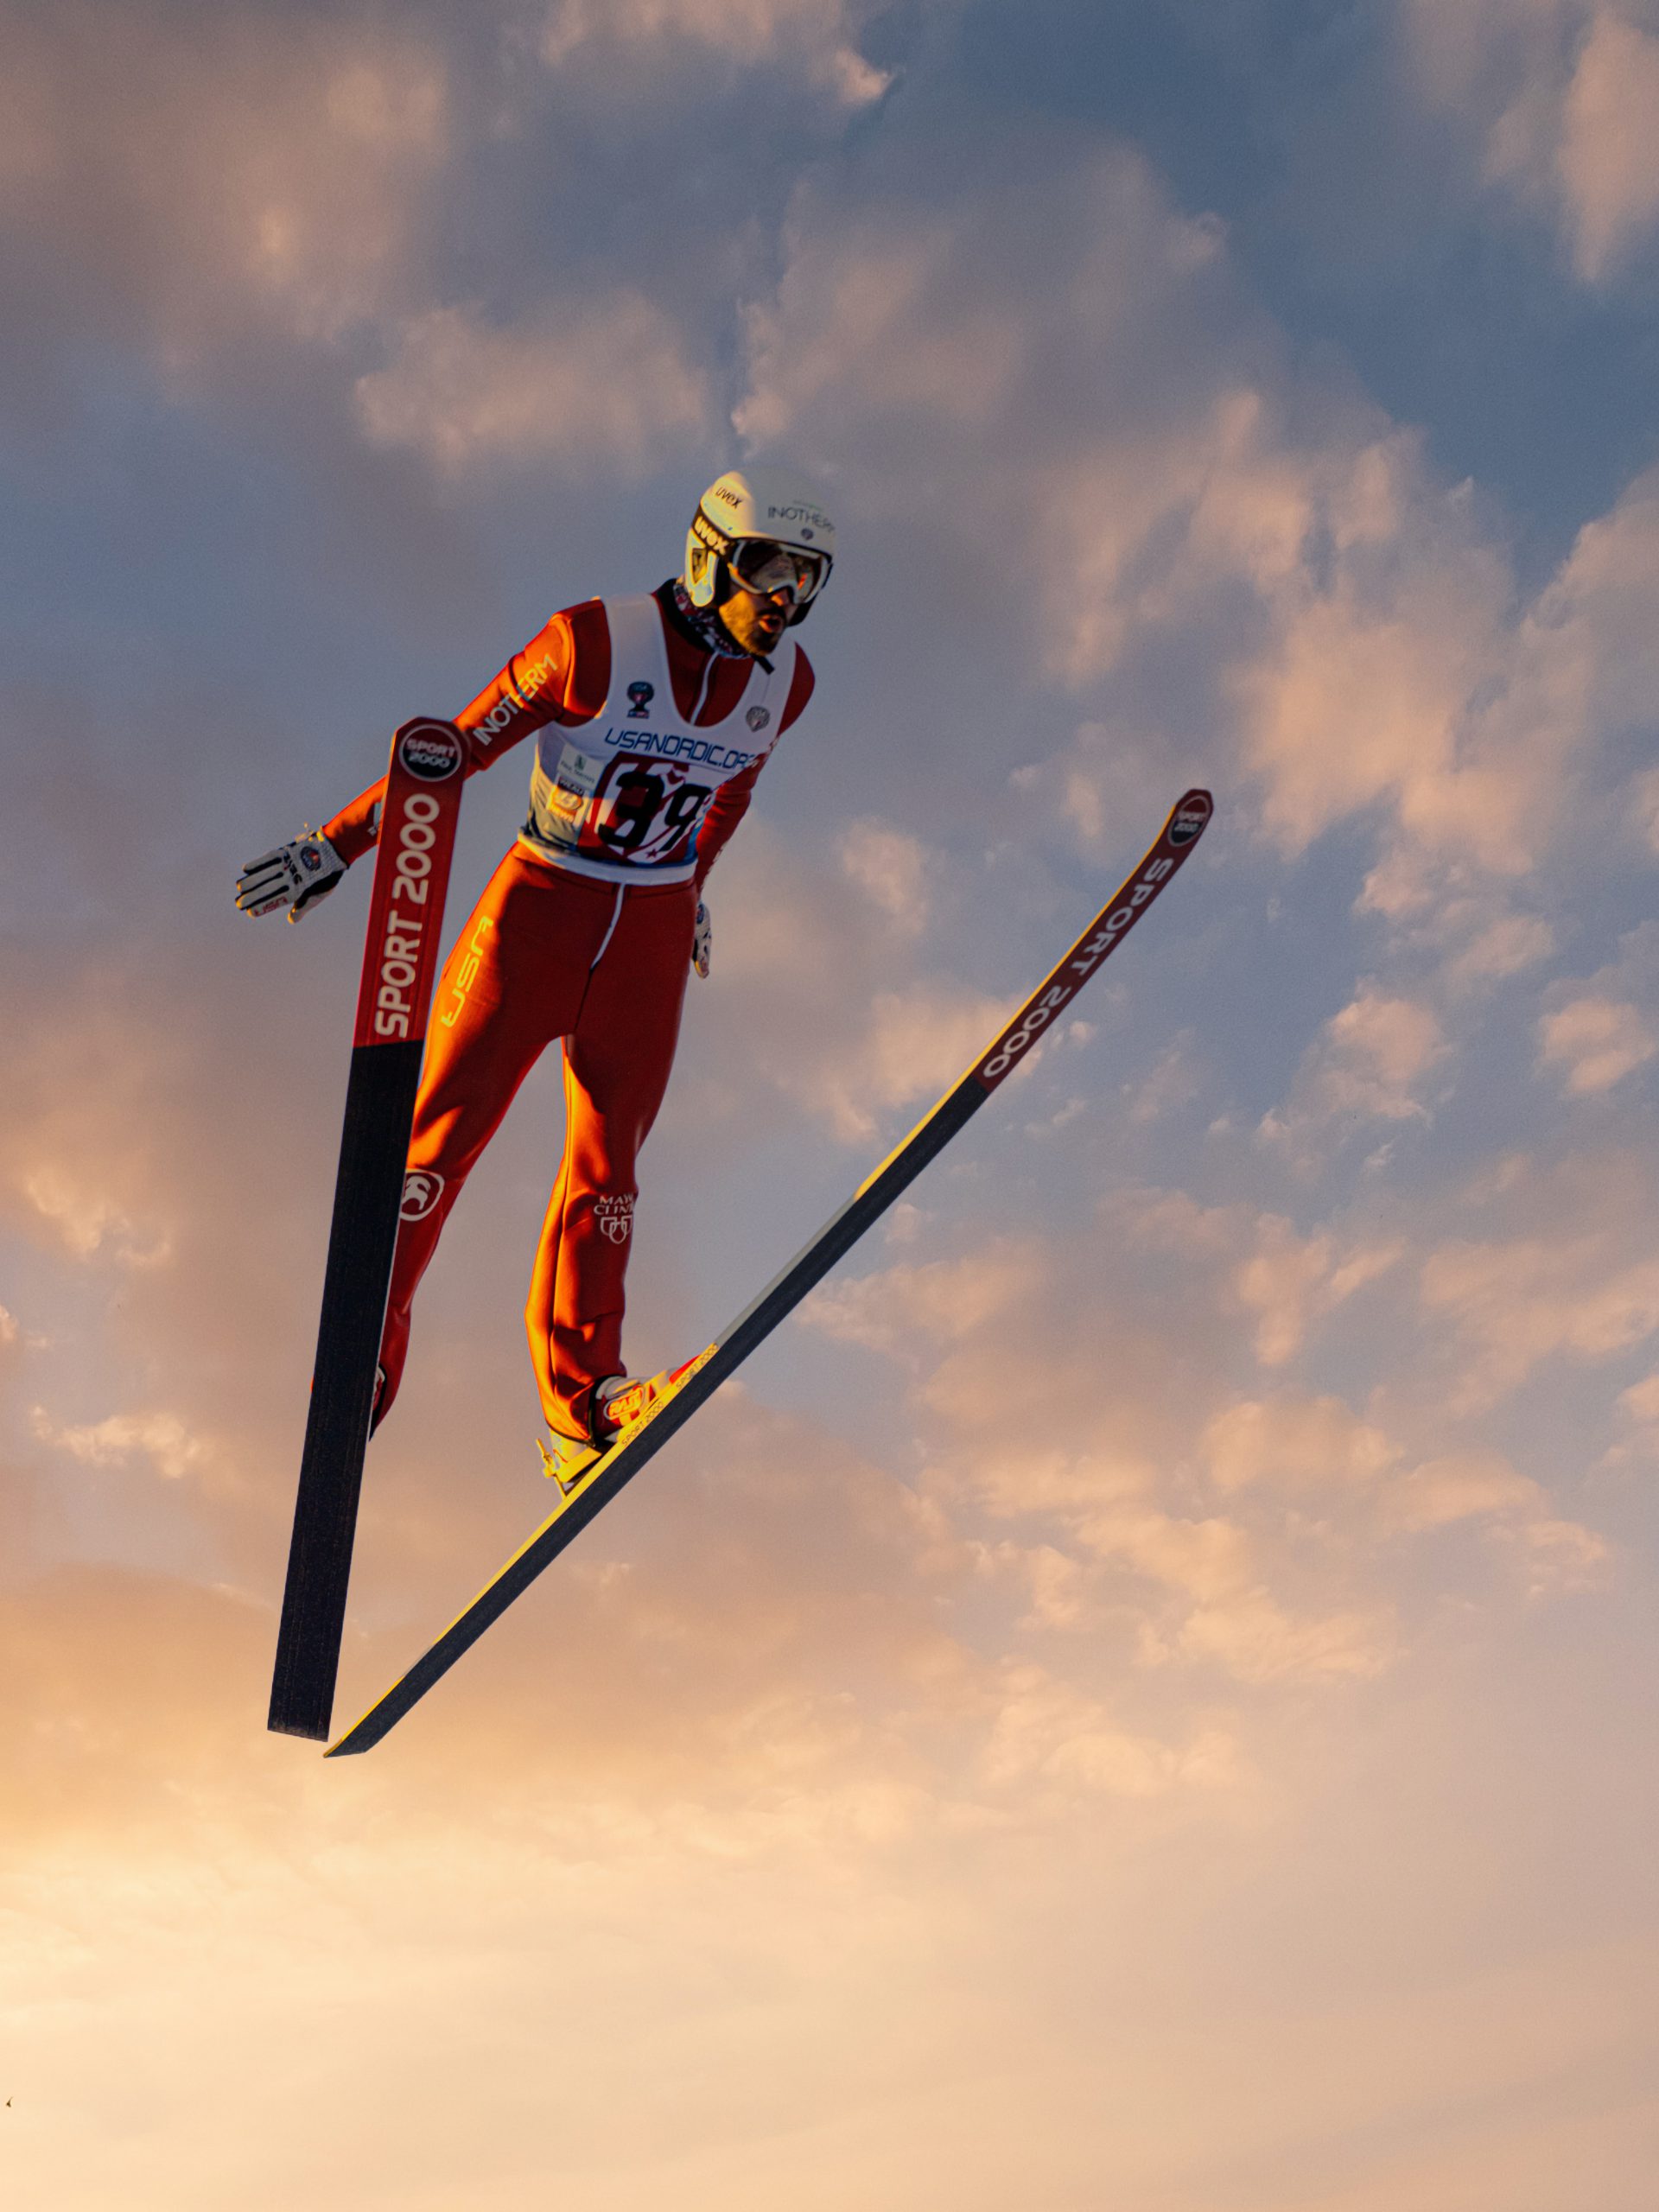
[683,464,836,626]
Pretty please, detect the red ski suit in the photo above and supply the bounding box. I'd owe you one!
[322,583,815,1440]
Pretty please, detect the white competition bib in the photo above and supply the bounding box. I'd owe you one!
[520,594,791,883]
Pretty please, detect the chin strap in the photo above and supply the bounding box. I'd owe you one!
[669,577,749,658]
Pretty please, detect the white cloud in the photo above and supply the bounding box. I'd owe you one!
[540,0,893,105]
[824,984,1011,1141]
[1604,1370,1659,1465]
[1554,10,1659,277]
[356,296,710,477]
[736,110,1659,964]
[1172,1590,1398,1684]
[838,818,933,933]
[1497,1512,1611,1594]
[1123,1035,1203,1127]
[978,1662,1243,1796]
[1204,1396,1396,1498]
[31,1406,209,1483]
[1534,925,1659,1096]
[1376,1450,1541,1534]
[1421,1167,1659,1407]
[1408,0,1659,282]
[1635,764,1659,856]
[693,822,1007,1141]
[0,14,451,360]
[1109,1189,1404,1367]
[20,1166,171,1267]
[1202,1403,1550,1541]
[1230,436,1519,868]
[1618,1371,1659,1422]
[806,1243,1044,1356]
[1261,988,1448,1160]
[1443,909,1559,988]
[1537,994,1657,1095]
[1230,1217,1402,1366]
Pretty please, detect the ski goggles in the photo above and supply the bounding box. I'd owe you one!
[726,537,830,606]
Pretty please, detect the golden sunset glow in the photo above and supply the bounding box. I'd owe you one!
[4,3,1659,2207]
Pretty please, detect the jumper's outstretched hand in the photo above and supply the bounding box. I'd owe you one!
[692,899,712,980]
[236,833,346,922]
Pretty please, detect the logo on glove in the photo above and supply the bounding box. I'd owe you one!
[400,1169,446,1222]
[594,1193,635,1245]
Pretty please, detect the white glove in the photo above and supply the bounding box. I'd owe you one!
[692,899,712,980]
[236,831,346,922]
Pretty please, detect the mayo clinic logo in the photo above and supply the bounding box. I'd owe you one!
[594,1192,634,1245]
[400,1169,445,1222]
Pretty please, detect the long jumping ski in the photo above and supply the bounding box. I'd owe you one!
[267,718,468,1742]
[326,787,1214,1757]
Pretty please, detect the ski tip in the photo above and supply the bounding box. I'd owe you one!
[1165,789,1214,846]
[323,1702,391,1756]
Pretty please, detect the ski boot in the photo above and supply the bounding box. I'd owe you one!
[537,1375,641,1495]
[536,1359,708,1492]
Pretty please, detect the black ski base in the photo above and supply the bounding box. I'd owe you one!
[268,1039,423,1739]
[322,786,1214,1755]
[326,1088,983,1754]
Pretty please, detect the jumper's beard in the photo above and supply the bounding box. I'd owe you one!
[670,577,750,658]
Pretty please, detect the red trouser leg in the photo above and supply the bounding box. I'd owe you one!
[376,850,597,1425]
[525,877,695,1438]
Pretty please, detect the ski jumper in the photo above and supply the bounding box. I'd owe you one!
[321,584,816,1440]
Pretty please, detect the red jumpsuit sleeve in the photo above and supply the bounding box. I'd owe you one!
[692,649,816,892]
[320,603,609,865]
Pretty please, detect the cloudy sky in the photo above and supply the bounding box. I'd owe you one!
[3,1,1658,2204]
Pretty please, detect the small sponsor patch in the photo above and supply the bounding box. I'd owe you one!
[1168,796,1211,846]
[626,681,654,718]
[594,1192,635,1245]
[397,724,465,783]
[746,705,771,733]
[400,1169,445,1222]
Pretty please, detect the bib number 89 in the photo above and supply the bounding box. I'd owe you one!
[590,757,713,862]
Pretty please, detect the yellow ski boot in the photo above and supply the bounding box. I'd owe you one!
[537,1363,705,1492]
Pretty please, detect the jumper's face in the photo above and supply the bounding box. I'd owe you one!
[716,573,796,658]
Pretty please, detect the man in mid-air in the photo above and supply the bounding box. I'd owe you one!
[237,466,834,1481]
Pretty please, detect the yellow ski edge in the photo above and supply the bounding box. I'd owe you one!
[322,1342,719,1754]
